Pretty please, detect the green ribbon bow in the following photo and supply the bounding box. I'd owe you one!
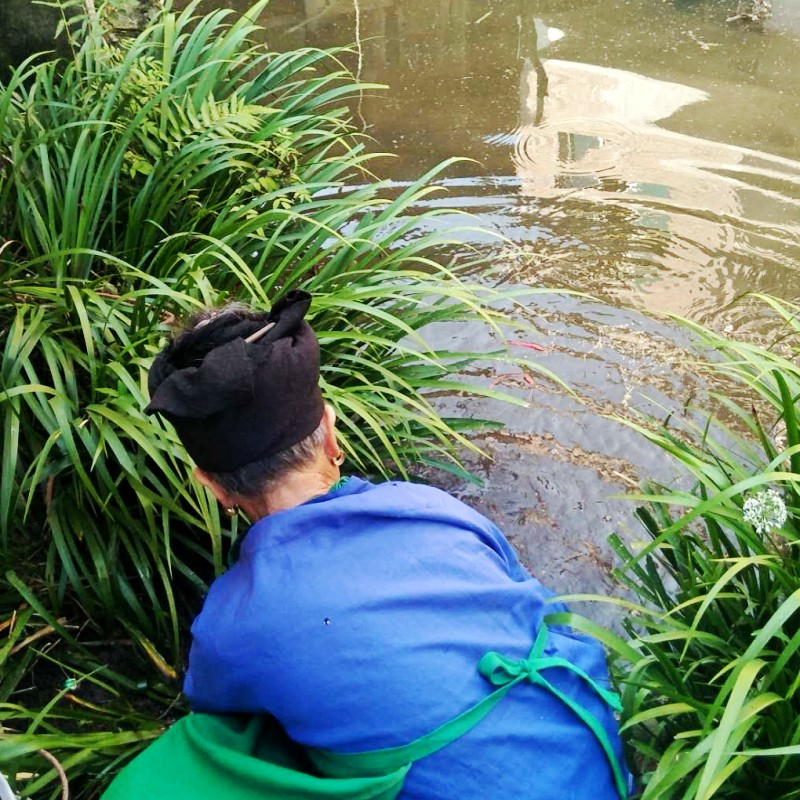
[312,623,628,800]
[478,624,628,799]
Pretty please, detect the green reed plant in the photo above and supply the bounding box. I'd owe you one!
[0,3,556,796]
[576,295,800,799]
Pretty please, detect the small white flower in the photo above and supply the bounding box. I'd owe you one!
[743,488,788,535]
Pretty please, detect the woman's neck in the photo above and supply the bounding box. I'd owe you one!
[241,460,340,522]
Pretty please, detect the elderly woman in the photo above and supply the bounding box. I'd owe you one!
[104,291,630,800]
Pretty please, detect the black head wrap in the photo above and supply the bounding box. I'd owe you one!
[145,290,324,472]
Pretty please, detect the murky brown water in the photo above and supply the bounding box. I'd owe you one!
[10,0,800,616]
[231,0,800,317]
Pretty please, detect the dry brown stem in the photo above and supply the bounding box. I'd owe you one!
[37,750,69,800]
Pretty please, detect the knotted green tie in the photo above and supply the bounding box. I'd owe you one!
[310,623,628,800]
[479,624,628,800]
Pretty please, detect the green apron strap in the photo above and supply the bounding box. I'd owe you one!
[480,628,628,800]
[309,624,628,799]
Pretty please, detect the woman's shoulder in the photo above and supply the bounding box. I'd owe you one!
[364,479,503,535]
[343,479,525,573]
[276,476,482,529]
[355,477,477,513]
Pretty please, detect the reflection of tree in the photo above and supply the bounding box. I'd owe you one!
[523,16,548,126]
[531,56,548,126]
[267,0,567,175]
[353,0,363,79]
[439,0,470,68]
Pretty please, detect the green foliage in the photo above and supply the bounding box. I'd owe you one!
[597,295,800,799]
[0,2,554,796]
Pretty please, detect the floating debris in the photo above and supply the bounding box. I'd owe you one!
[687,30,720,51]
[727,0,772,24]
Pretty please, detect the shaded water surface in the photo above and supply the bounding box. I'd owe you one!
[184,0,800,611]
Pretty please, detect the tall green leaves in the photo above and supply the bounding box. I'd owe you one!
[604,295,800,799]
[0,3,544,795]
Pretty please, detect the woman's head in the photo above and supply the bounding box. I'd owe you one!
[146,292,342,518]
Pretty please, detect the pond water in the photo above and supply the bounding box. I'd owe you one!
[215,0,800,618]
[12,0,800,618]
[226,0,800,323]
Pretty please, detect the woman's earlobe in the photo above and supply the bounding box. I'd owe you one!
[320,404,341,459]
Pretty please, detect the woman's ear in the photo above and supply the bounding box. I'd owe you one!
[193,467,235,508]
[321,403,340,460]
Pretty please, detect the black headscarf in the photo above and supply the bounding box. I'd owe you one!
[145,291,324,472]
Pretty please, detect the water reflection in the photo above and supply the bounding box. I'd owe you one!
[239,0,800,319]
[506,57,800,317]
[769,3,800,34]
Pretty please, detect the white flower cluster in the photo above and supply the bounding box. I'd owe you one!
[743,488,788,535]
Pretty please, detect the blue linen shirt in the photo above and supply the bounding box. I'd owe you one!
[185,478,628,799]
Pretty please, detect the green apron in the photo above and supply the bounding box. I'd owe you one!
[103,624,628,800]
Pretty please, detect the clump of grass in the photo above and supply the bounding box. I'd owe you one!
[578,295,800,799]
[0,2,555,796]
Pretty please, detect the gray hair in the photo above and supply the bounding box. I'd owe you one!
[187,302,263,330]
[204,420,326,500]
